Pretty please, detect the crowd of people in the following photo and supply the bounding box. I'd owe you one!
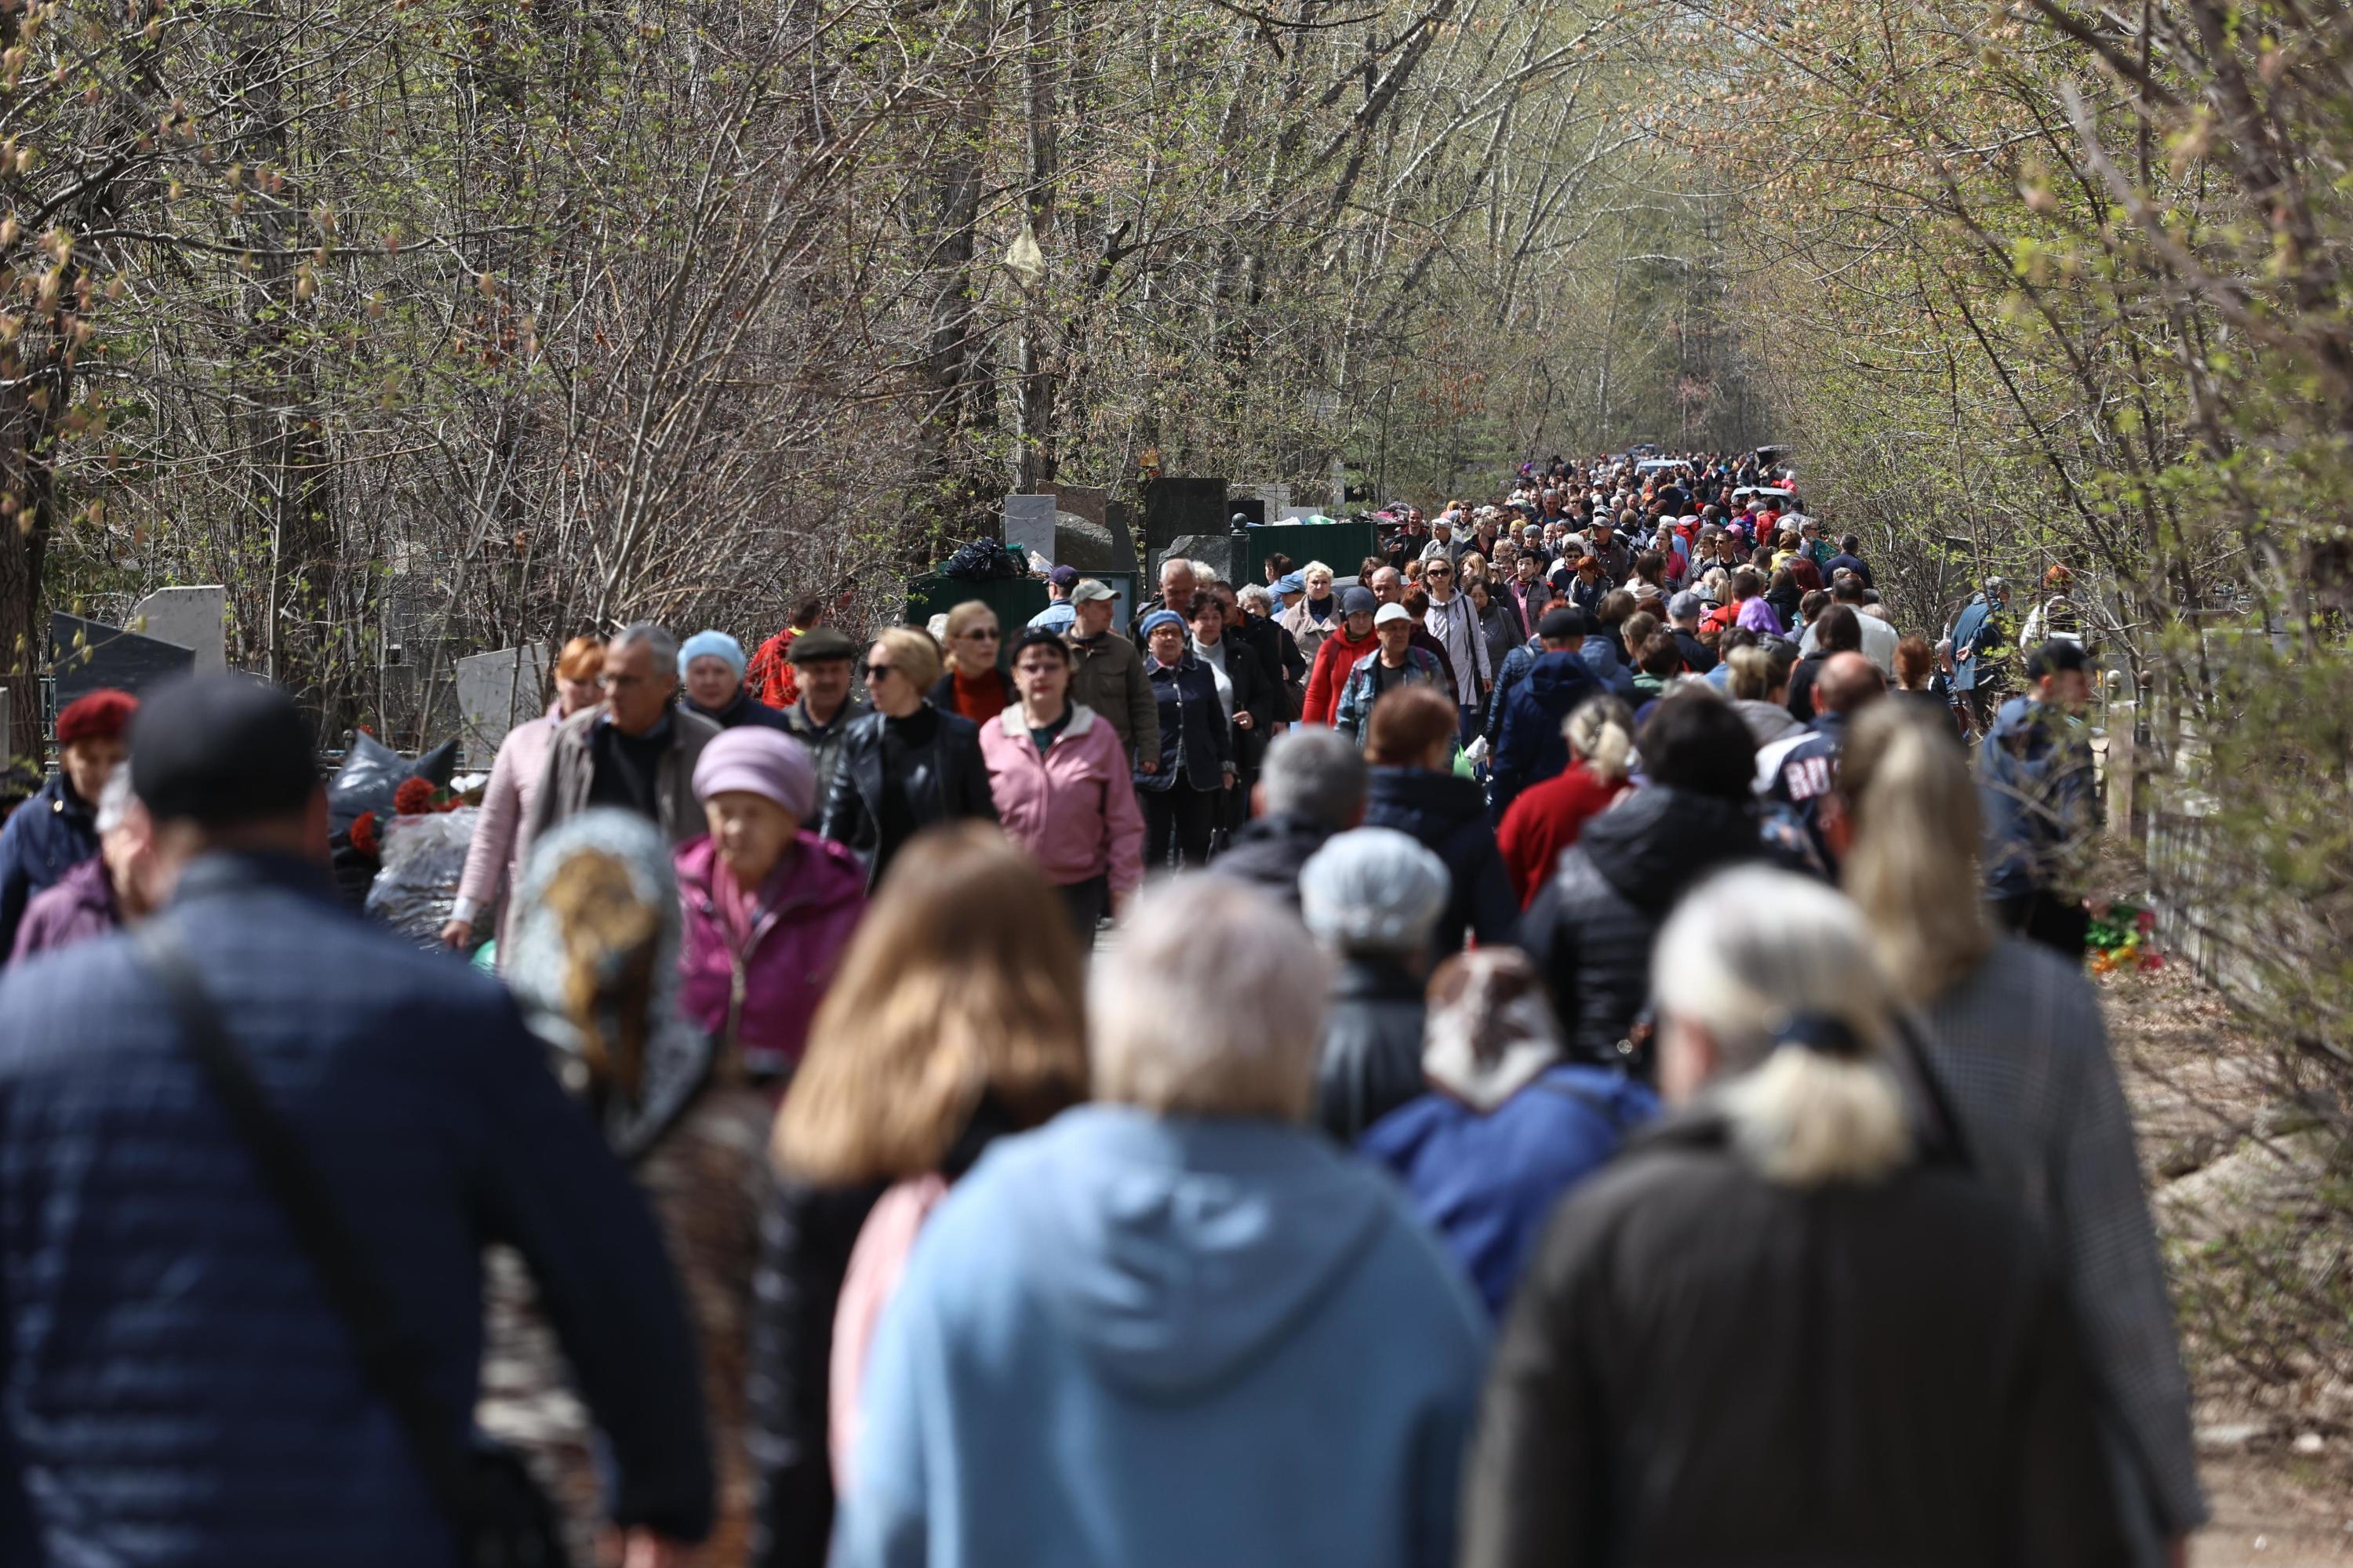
[0,446,2195,1568]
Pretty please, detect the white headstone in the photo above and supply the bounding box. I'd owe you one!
[1254,482,1291,520]
[1278,506,1320,525]
[128,585,227,674]
[1005,494,1057,567]
[456,645,551,760]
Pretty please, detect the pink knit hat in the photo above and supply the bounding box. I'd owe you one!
[692,727,816,820]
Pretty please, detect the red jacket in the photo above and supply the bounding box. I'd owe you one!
[1497,763,1624,907]
[1301,625,1380,726]
[745,628,800,709]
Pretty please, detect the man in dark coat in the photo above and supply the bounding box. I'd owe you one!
[1488,609,1602,822]
[0,687,136,957]
[1213,728,1366,911]
[1519,692,1763,1074]
[0,675,713,1568]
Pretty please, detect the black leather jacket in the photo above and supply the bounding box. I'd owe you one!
[815,702,998,888]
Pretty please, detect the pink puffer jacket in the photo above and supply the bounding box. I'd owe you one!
[674,831,867,1080]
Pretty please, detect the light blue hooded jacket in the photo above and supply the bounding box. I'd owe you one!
[831,1104,1489,1568]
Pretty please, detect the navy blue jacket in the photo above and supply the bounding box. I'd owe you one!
[0,853,713,1567]
[1137,652,1231,793]
[1489,651,1602,820]
[1364,767,1518,955]
[0,775,99,960]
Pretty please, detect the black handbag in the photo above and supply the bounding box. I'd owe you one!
[135,925,571,1568]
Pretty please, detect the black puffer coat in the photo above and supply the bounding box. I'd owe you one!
[1462,1110,2127,1568]
[1363,766,1518,955]
[1518,785,1758,1073]
[1312,959,1428,1145]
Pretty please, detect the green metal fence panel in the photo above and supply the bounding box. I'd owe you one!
[1244,522,1375,584]
[903,575,1051,668]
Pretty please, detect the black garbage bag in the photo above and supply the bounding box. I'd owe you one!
[326,733,460,835]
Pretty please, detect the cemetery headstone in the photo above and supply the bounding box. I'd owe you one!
[1004,493,1058,568]
[128,585,227,675]
[1144,477,1227,555]
[456,644,551,761]
[50,612,195,706]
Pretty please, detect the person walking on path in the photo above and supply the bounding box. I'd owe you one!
[747,596,830,711]
[1949,576,2013,735]
[1064,579,1161,772]
[1335,604,1446,742]
[1842,701,2206,1564]
[930,602,1017,726]
[1301,826,1453,1144]
[1488,609,1603,822]
[752,824,1089,1568]
[1361,948,1657,1317]
[1518,692,1761,1075]
[674,728,867,1085]
[819,628,997,891]
[682,630,795,733]
[504,807,773,1566]
[1980,639,2100,957]
[1133,609,1232,870]
[0,686,135,957]
[828,875,1489,1568]
[1461,867,2128,1568]
[0,675,714,1568]
[1300,587,1382,726]
[1362,686,1517,955]
[443,635,605,955]
[1497,696,1633,908]
[9,770,158,963]
[778,627,865,809]
[1214,728,1367,910]
[979,627,1145,935]
[530,622,721,847]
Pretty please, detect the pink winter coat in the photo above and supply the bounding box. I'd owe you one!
[674,831,867,1080]
[453,711,562,955]
[977,703,1144,897]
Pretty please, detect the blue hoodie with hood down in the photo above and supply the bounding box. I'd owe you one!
[830,1104,1489,1568]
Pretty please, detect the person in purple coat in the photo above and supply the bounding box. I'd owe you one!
[9,769,161,966]
[675,726,867,1086]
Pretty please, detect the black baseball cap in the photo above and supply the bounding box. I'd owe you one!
[129,675,319,826]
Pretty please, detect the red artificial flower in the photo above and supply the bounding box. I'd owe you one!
[2136,907,2157,935]
[393,777,437,816]
[349,810,380,857]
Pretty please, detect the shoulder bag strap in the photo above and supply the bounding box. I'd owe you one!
[133,922,483,1536]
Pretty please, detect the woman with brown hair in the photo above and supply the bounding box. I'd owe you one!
[929,601,1016,725]
[1362,686,1518,955]
[749,823,1089,1568]
[443,632,605,958]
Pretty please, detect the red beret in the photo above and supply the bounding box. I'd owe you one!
[56,688,139,746]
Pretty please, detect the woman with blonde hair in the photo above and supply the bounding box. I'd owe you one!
[443,632,604,958]
[1841,702,2204,1562]
[1495,693,1634,908]
[750,823,1087,1568]
[1464,864,2128,1567]
[929,600,1015,725]
[816,625,998,890]
[1279,558,1340,668]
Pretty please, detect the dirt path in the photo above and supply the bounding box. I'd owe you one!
[2103,969,2353,1566]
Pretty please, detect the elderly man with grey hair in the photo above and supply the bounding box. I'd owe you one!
[1300,826,1452,1144]
[829,873,1487,1568]
[1213,728,1368,909]
[527,620,718,846]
